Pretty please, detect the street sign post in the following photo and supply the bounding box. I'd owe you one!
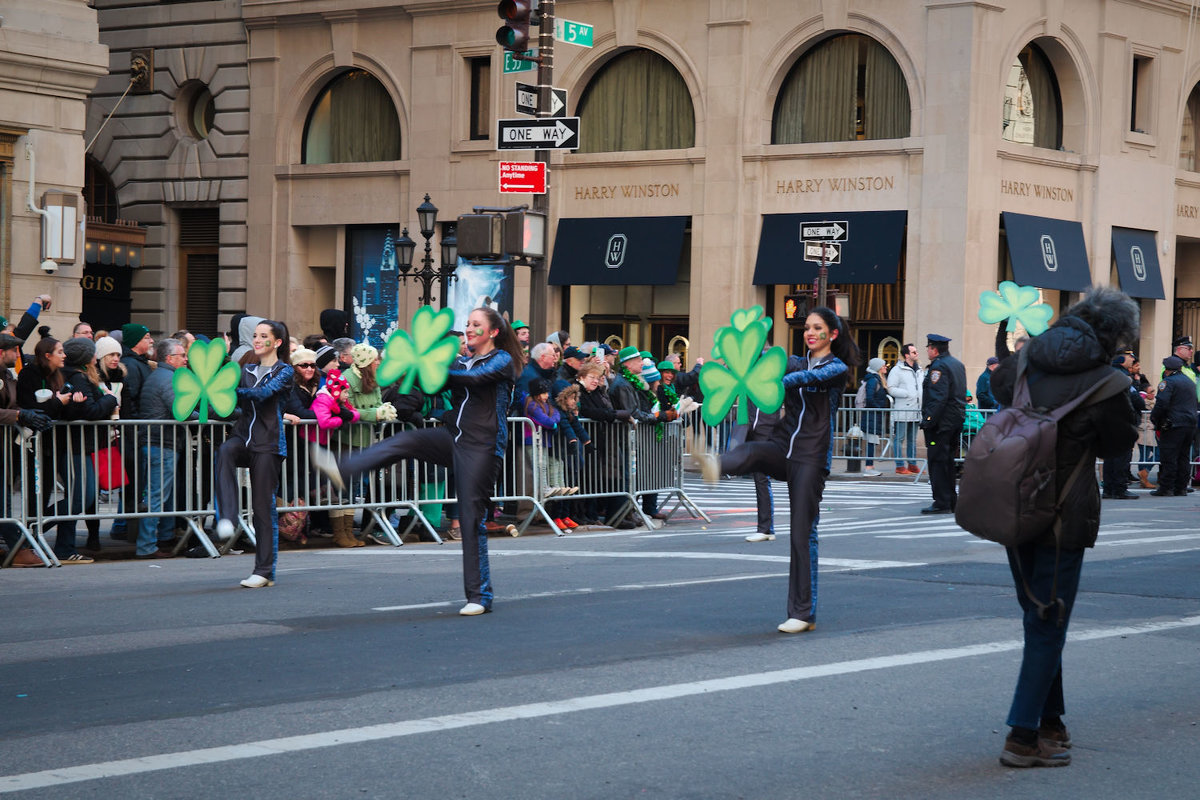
[554,18,594,47]
[515,82,567,117]
[503,50,536,74]
[799,221,849,241]
[803,242,841,264]
[497,117,580,150]
[499,161,547,194]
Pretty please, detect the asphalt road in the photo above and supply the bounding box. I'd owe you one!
[2,474,1198,799]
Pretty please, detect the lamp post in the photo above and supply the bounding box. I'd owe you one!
[396,194,458,307]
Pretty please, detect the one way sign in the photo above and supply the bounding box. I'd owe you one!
[800,221,849,241]
[497,117,581,150]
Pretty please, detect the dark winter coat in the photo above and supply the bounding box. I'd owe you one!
[991,315,1139,549]
[774,354,849,468]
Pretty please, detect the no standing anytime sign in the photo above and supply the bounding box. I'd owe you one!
[499,161,547,194]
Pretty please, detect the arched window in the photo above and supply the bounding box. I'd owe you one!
[1001,43,1062,149]
[576,49,695,153]
[1181,83,1200,171]
[302,70,401,164]
[772,34,911,144]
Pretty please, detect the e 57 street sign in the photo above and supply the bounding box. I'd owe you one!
[515,82,567,117]
[800,221,849,241]
[497,117,580,150]
[503,50,536,74]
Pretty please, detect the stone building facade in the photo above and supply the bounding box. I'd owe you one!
[1,0,106,336]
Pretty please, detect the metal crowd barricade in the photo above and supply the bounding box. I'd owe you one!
[2,425,55,567]
[629,419,709,524]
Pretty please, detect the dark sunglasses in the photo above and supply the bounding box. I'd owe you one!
[296,363,317,369]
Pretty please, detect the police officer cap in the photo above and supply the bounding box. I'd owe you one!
[1172,335,1194,348]
[1163,355,1185,371]
[926,334,951,344]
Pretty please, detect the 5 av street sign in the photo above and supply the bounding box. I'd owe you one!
[497,117,581,150]
[514,83,567,118]
[800,221,849,241]
[554,18,594,47]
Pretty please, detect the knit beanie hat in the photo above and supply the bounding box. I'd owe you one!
[63,337,96,369]
[867,357,886,373]
[642,364,662,383]
[325,369,350,398]
[291,347,318,366]
[121,323,149,346]
[94,336,121,362]
[315,345,338,370]
[351,343,378,369]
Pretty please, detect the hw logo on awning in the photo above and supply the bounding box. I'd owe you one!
[1130,246,1147,281]
[1040,234,1057,272]
[606,234,627,268]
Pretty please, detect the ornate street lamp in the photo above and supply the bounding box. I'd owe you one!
[396,194,458,306]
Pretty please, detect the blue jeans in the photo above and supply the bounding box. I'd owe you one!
[1005,542,1085,730]
[49,450,96,559]
[893,421,918,468]
[138,445,176,556]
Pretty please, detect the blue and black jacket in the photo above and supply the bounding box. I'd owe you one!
[444,349,516,459]
[229,361,294,456]
[774,353,850,469]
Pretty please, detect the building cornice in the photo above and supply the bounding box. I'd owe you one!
[0,30,107,101]
[243,0,491,23]
[996,145,1099,172]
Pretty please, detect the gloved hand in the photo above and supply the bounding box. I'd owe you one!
[614,409,632,421]
[662,409,678,422]
[338,405,355,423]
[18,409,53,432]
[567,440,578,455]
[584,441,596,455]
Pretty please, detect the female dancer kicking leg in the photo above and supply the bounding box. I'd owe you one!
[311,307,522,615]
[700,308,860,632]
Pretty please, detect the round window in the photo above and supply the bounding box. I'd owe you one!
[176,82,216,140]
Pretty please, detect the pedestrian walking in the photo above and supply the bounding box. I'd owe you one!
[311,307,522,616]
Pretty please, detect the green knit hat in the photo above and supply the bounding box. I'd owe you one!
[617,345,640,363]
[657,360,676,372]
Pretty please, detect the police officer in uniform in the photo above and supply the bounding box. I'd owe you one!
[920,334,966,514]
[1150,355,1199,496]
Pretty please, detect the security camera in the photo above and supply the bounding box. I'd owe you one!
[40,258,58,274]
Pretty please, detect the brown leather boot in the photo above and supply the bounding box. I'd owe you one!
[1139,469,1156,489]
[332,515,364,548]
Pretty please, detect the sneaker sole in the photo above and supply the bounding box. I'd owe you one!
[999,751,1071,768]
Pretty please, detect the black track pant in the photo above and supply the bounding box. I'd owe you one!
[721,441,823,623]
[338,427,499,607]
[925,432,959,510]
[214,439,283,580]
[1158,426,1195,494]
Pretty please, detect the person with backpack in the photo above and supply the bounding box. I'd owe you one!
[983,287,1140,768]
[919,334,966,514]
[859,357,889,477]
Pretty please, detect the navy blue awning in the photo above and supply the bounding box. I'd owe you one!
[1111,227,1165,300]
[549,216,688,286]
[753,210,906,285]
[1001,211,1092,292]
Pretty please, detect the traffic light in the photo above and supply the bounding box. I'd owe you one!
[503,210,546,258]
[783,294,808,324]
[456,214,504,259]
[496,0,535,53]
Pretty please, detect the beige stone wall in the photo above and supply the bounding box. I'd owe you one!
[237,0,1200,367]
[0,0,107,335]
[87,0,249,336]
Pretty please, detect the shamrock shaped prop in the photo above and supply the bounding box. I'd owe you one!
[172,337,240,422]
[377,305,461,395]
[699,306,787,427]
[978,281,1053,336]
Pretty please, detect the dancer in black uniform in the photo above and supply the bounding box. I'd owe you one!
[311,307,522,615]
[700,308,860,633]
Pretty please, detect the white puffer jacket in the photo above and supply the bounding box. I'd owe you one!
[886,361,923,423]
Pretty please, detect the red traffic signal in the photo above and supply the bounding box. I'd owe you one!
[496,0,534,53]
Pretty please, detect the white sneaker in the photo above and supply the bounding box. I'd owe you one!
[459,602,488,616]
[309,442,344,490]
[240,574,274,588]
[215,519,235,541]
[777,618,815,634]
[862,469,882,477]
[745,532,776,543]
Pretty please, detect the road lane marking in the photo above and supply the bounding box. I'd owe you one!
[4,615,1198,793]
